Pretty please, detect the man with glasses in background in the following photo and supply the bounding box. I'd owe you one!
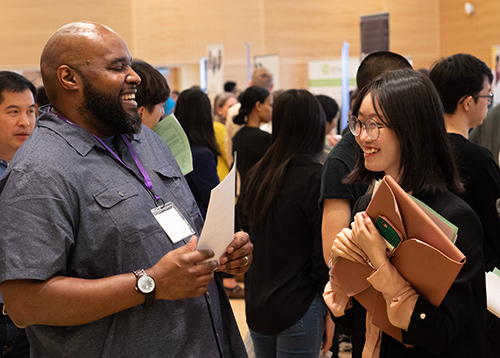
[0,71,36,358]
[430,53,500,358]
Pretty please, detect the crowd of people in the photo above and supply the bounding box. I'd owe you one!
[0,20,499,358]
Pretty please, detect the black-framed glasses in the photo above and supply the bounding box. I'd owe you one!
[460,92,494,105]
[348,115,385,141]
[473,92,494,104]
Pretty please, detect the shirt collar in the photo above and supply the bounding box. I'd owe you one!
[0,159,8,179]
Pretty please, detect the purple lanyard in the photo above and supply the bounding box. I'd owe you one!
[54,110,163,204]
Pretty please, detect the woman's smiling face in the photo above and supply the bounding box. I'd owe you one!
[355,92,402,180]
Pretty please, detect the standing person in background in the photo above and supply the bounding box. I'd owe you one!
[175,87,245,299]
[238,89,331,358]
[212,91,244,296]
[225,67,273,167]
[316,94,340,163]
[224,81,240,96]
[0,70,36,358]
[213,92,237,181]
[324,69,485,357]
[470,105,500,166]
[232,86,272,188]
[174,87,220,219]
[430,53,500,358]
[163,90,178,117]
[131,59,170,130]
[213,92,237,125]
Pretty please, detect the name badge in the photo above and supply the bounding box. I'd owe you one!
[151,202,195,244]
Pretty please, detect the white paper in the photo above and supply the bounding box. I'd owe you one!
[486,269,500,318]
[197,158,236,261]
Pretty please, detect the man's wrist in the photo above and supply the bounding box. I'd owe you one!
[133,269,156,308]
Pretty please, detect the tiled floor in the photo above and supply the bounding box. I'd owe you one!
[229,297,352,358]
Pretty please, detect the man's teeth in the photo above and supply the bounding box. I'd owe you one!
[363,147,378,154]
[121,94,135,100]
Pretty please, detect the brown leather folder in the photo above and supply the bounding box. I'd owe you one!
[333,175,466,342]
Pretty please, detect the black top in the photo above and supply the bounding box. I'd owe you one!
[449,133,500,271]
[320,132,368,206]
[336,190,486,358]
[240,155,329,335]
[232,126,271,185]
[185,146,220,219]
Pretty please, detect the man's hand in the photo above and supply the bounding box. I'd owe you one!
[218,231,253,274]
[149,236,218,300]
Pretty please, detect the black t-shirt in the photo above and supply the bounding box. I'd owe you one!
[320,132,368,205]
[449,133,500,271]
[232,126,271,185]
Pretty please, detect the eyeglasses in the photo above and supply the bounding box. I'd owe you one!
[473,92,494,104]
[348,115,386,141]
[460,92,494,105]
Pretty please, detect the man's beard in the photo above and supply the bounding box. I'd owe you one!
[81,81,142,136]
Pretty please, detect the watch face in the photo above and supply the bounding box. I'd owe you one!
[138,275,155,294]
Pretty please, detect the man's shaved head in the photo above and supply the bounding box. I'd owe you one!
[40,22,120,105]
[39,22,142,137]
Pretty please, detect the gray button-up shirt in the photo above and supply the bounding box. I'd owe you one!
[0,108,246,357]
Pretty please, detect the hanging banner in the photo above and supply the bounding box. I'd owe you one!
[360,12,389,58]
[341,42,350,131]
[492,46,500,107]
[308,56,359,129]
[206,44,224,98]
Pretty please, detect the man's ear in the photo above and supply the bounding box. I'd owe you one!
[57,65,80,91]
[138,106,146,118]
[459,95,473,113]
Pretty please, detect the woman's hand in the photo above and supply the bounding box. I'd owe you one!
[320,313,335,357]
[350,212,388,270]
[330,227,368,266]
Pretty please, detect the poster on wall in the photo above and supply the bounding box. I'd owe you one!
[308,57,359,110]
[206,44,224,99]
[254,54,280,90]
[492,46,500,107]
[360,12,389,58]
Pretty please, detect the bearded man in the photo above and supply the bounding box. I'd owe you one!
[0,22,252,358]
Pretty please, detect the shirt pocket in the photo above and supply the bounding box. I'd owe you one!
[152,166,203,232]
[93,183,159,243]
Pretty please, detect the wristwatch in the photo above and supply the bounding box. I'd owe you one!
[133,269,156,308]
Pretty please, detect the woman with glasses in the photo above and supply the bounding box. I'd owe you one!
[238,89,331,357]
[323,69,486,357]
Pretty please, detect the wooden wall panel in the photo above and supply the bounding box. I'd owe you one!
[439,0,500,68]
[387,0,440,70]
[0,0,134,68]
[5,0,496,91]
[131,0,266,89]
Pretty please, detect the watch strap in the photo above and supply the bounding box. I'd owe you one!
[133,269,156,308]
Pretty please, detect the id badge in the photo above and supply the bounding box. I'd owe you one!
[151,201,195,244]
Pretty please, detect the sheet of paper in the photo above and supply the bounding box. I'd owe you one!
[153,113,193,175]
[197,158,236,261]
[486,269,500,318]
[411,196,458,244]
